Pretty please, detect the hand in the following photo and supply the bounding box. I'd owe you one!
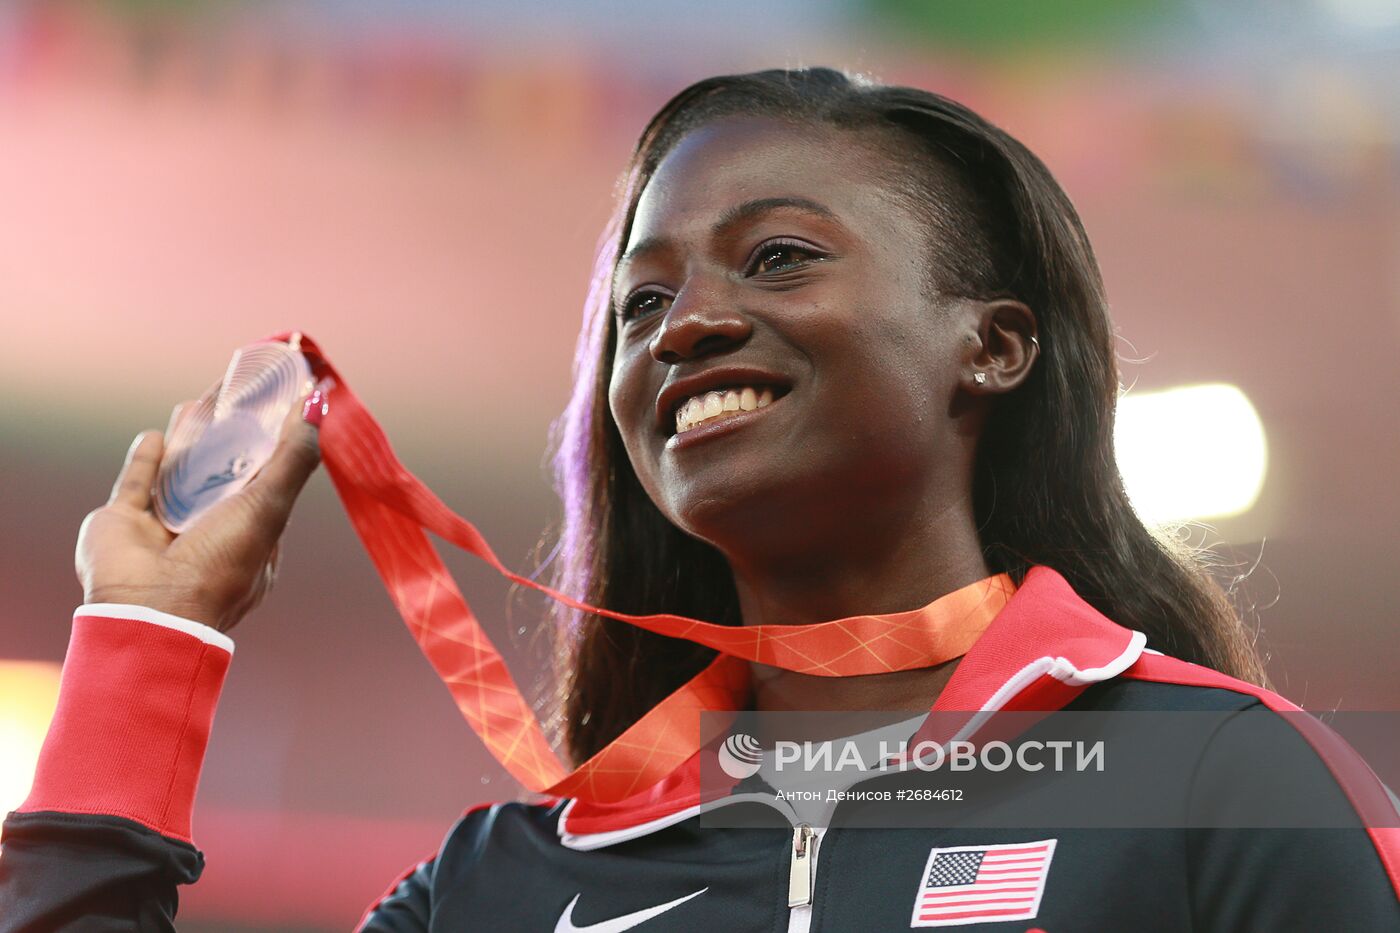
[75,395,323,633]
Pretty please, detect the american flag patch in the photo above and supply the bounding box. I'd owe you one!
[909,839,1057,927]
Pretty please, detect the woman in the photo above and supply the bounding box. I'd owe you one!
[2,68,1397,932]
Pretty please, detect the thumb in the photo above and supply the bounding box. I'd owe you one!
[245,388,325,522]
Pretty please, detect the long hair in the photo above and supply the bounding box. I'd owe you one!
[544,68,1266,766]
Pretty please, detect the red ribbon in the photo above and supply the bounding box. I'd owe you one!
[289,334,1013,802]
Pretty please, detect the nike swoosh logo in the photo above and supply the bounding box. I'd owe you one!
[554,887,708,933]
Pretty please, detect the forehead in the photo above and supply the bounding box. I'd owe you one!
[626,116,914,246]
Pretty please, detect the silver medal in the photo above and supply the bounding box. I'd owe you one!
[154,337,313,534]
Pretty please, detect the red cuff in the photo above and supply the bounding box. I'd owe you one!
[18,609,233,844]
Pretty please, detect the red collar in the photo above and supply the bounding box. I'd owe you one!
[558,566,1146,846]
[932,565,1146,713]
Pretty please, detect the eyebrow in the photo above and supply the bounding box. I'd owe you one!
[615,196,840,272]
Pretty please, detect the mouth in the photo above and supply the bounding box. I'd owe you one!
[673,385,781,435]
[654,366,793,446]
[661,384,792,451]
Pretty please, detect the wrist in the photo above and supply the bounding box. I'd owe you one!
[83,586,222,630]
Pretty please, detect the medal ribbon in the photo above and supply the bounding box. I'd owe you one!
[289,334,1013,802]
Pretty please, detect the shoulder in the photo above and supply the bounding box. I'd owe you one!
[358,799,566,931]
[1064,651,1398,831]
[1079,652,1392,814]
[1071,649,1283,712]
[1082,649,1400,910]
[434,798,568,873]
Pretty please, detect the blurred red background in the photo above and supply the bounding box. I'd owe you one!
[1,2,1397,929]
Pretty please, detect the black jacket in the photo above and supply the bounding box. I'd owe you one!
[4,572,1398,931]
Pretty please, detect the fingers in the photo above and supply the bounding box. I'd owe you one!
[243,389,324,532]
[108,431,164,509]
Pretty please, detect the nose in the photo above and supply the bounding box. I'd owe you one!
[647,280,751,364]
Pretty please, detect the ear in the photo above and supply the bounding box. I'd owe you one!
[962,299,1039,396]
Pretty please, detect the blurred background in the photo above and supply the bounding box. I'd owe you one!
[1,0,1397,929]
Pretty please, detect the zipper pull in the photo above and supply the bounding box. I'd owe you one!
[787,823,815,907]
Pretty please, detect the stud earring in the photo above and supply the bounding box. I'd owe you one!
[973,372,988,385]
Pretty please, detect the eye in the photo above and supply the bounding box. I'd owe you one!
[746,238,827,276]
[617,288,672,322]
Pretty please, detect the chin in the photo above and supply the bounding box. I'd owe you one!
[662,468,816,553]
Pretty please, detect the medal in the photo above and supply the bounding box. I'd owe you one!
[154,336,314,534]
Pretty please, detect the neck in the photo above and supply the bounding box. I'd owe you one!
[729,497,991,714]
[749,656,965,727]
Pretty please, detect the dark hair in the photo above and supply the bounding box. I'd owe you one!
[543,67,1266,766]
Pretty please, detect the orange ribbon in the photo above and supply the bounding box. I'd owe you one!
[292,335,1013,802]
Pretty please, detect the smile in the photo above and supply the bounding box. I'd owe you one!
[664,387,788,451]
[674,386,774,435]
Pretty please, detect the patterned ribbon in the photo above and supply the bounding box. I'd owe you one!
[290,334,1013,802]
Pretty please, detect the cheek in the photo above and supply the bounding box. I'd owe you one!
[605,363,628,437]
[606,330,640,422]
[606,347,658,471]
[812,299,957,429]
[606,367,680,523]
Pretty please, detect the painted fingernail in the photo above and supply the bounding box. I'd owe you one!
[302,389,327,426]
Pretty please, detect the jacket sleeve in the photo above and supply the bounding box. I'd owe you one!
[1186,701,1400,930]
[0,606,233,932]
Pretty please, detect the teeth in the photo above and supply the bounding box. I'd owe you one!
[674,385,780,434]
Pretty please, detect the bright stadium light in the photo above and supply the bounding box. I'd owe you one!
[0,661,63,817]
[1114,383,1268,525]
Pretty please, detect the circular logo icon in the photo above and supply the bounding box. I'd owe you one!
[718,732,764,779]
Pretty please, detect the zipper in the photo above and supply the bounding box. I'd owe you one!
[787,823,815,907]
[785,823,825,933]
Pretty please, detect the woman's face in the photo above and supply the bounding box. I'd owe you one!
[607,116,982,557]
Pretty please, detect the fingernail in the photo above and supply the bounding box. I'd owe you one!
[302,389,327,426]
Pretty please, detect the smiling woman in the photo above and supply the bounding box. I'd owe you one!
[2,68,1398,933]
[550,70,1269,766]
